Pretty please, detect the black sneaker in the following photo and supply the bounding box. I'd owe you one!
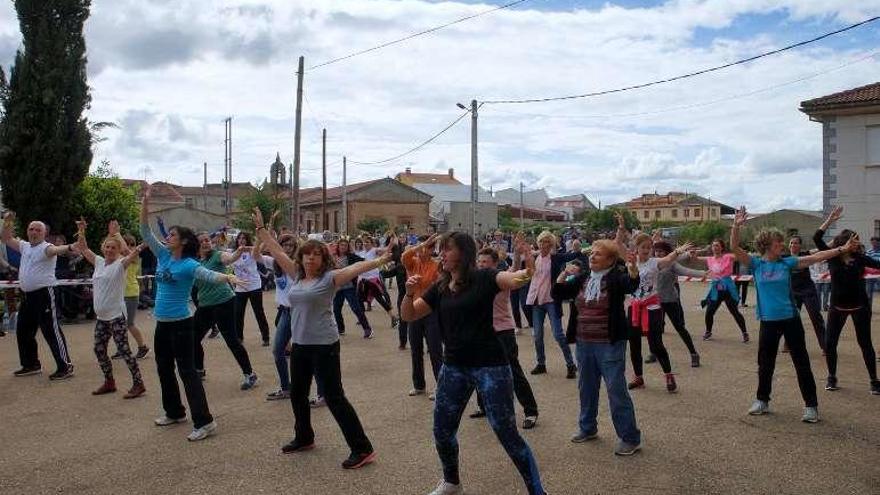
[690,353,701,368]
[566,365,577,379]
[469,409,486,419]
[281,438,315,454]
[825,376,839,391]
[196,369,206,380]
[110,351,123,360]
[208,327,220,339]
[530,364,547,375]
[49,365,75,381]
[262,340,270,347]
[644,354,657,364]
[135,346,151,359]
[342,450,376,469]
[13,366,41,377]
[870,380,880,396]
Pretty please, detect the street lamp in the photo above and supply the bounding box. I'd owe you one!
[457,100,478,238]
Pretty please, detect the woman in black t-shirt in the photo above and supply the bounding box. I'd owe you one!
[401,232,545,495]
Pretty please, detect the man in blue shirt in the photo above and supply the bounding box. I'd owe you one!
[867,236,880,310]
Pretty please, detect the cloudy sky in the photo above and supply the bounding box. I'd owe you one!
[0,0,877,211]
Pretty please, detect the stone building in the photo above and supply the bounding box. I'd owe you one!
[610,192,734,225]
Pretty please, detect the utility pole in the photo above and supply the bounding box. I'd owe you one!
[519,181,524,230]
[342,156,348,235]
[223,117,232,221]
[292,56,304,233]
[469,99,478,237]
[203,162,208,210]
[321,128,327,232]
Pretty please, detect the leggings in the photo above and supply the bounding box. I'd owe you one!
[155,317,214,428]
[333,287,371,335]
[434,364,544,494]
[234,289,270,342]
[705,288,748,335]
[627,307,672,376]
[793,289,826,351]
[194,299,253,375]
[824,306,876,381]
[737,281,749,306]
[357,278,392,312]
[660,301,698,355]
[394,271,408,346]
[95,316,143,385]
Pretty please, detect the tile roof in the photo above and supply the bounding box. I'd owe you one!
[800,82,880,113]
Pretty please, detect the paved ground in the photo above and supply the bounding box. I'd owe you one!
[0,284,879,495]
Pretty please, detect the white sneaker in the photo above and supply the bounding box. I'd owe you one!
[802,406,819,424]
[154,415,187,426]
[187,421,217,441]
[428,480,463,495]
[748,400,769,416]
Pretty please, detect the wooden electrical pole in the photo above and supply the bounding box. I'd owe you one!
[321,128,327,232]
[342,156,348,235]
[292,56,304,233]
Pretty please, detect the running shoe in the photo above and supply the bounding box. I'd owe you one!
[627,376,645,390]
[570,430,598,443]
[690,353,701,368]
[429,392,435,401]
[530,364,547,375]
[802,407,819,424]
[391,316,399,328]
[566,364,577,379]
[266,389,290,401]
[124,383,146,399]
[208,327,220,339]
[110,351,123,360]
[428,480,463,495]
[824,376,839,391]
[155,415,187,426]
[49,365,75,381]
[240,373,259,390]
[309,396,326,408]
[665,374,677,393]
[870,380,880,395]
[522,416,538,430]
[187,421,217,441]
[261,339,270,347]
[196,369,206,380]
[342,450,376,469]
[644,354,657,364]
[613,440,642,456]
[135,346,151,359]
[469,409,486,419]
[702,332,712,341]
[281,438,315,454]
[92,380,116,395]
[408,388,425,397]
[742,332,750,344]
[13,366,41,377]
[747,400,769,416]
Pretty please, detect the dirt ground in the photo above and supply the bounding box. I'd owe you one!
[0,283,878,495]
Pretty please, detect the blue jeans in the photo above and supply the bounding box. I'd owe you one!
[273,307,324,397]
[575,340,640,445]
[532,302,573,367]
[434,364,544,495]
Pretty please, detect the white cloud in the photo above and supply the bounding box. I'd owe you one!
[0,0,875,213]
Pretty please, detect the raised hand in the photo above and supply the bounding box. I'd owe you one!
[75,217,88,239]
[252,207,266,230]
[269,210,281,227]
[625,249,637,266]
[676,242,695,255]
[733,206,748,227]
[827,205,843,224]
[404,274,422,296]
[107,219,120,237]
[842,233,860,253]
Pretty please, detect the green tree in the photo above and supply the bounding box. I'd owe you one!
[0,0,93,232]
[678,221,729,247]
[576,208,639,233]
[233,184,287,232]
[497,209,519,232]
[356,217,389,235]
[69,161,139,247]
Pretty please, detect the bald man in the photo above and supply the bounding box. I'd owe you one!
[2,213,76,379]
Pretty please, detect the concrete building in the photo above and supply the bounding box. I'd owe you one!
[407,182,497,234]
[494,187,549,208]
[294,178,432,235]
[611,192,734,226]
[800,82,880,239]
[744,209,824,249]
[546,194,597,219]
[499,204,567,223]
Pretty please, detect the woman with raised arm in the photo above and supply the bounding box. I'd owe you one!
[332,236,373,338]
[355,236,400,328]
[688,239,750,342]
[119,233,150,359]
[74,219,146,399]
[401,232,546,495]
[253,208,388,469]
[730,207,856,423]
[140,184,245,442]
[813,206,880,394]
[232,231,272,346]
[652,240,706,368]
[192,232,258,390]
[553,240,643,455]
[266,233,300,401]
[624,232,693,392]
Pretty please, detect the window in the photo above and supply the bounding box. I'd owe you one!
[868,126,880,165]
[220,199,227,208]
[643,210,649,219]
[710,208,717,217]
[684,208,690,218]
[654,210,661,218]
[671,209,678,218]
[694,208,702,217]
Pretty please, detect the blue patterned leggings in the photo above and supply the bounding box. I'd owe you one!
[433,364,544,494]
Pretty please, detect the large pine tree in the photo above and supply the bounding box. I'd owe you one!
[0,0,92,235]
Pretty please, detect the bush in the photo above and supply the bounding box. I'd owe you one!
[356,218,389,234]
[69,161,139,247]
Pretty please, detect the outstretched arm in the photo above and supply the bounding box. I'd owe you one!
[729,206,751,268]
[797,234,858,269]
[1,212,21,252]
[656,242,693,270]
[220,245,246,265]
[333,252,390,288]
[252,208,298,276]
[813,205,841,251]
[497,238,535,290]
[74,218,96,265]
[122,244,146,268]
[139,184,166,255]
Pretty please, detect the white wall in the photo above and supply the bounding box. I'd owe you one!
[828,114,880,238]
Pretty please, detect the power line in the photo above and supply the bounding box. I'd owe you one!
[485,50,879,120]
[483,15,880,105]
[349,110,470,165]
[306,0,535,72]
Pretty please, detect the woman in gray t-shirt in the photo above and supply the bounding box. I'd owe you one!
[253,209,391,470]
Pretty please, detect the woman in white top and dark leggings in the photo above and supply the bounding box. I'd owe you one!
[253,209,390,469]
[232,232,271,346]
